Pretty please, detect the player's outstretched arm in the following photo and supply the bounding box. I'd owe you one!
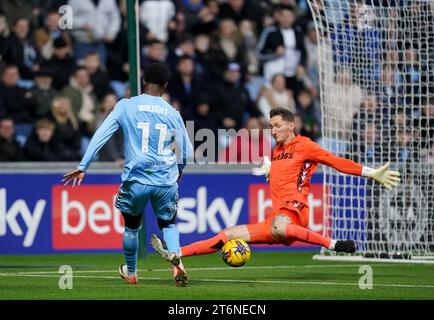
[362,162,401,190]
[321,153,401,190]
[309,140,400,190]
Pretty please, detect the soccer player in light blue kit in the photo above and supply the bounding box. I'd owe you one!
[62,63,193,287]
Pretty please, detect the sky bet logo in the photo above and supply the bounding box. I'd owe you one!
[1,182,326,251]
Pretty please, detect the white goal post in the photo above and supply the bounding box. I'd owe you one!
[307,0,434,263]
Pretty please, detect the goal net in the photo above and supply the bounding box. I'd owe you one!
[307,0,434,262]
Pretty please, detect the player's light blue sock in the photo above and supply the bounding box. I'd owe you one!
[123,226,139,275]
[162,224,180,255]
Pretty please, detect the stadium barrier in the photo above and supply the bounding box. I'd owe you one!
[0,163,325,254]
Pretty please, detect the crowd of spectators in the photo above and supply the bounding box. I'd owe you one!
[0,0,432,165]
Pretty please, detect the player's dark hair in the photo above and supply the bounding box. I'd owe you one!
[270,107,294,123]
[143,63,170,87]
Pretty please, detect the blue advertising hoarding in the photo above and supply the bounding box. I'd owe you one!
[0,172,329,254]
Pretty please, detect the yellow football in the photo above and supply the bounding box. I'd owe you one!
[221,239,251,267]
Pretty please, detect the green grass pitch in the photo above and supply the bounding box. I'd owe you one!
[0,251,434,300]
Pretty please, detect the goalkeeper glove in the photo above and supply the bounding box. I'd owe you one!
[362,162,401,190]
[252,156,271,182]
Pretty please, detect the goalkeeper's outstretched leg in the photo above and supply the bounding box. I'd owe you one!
[152,207,356,260]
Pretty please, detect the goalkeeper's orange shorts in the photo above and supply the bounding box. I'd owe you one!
[246,200,309,246]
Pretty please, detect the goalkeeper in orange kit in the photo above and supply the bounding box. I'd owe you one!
[152,107,401,260]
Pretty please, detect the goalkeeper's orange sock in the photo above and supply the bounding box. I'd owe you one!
[181,231,228,257]
[285,224,332,248]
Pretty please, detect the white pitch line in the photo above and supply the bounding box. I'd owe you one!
[0,274,120,280]
[0,263,417,276]
[1,273,434,289]
[195,278,434,289]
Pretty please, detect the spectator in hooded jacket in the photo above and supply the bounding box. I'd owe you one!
[61,66,99,136]
[29,69,58,119]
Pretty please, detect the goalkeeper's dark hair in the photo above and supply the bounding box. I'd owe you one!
[143,63,170,88]
[270,107,294,123]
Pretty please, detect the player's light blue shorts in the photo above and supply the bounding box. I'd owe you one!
[115,181,178,222]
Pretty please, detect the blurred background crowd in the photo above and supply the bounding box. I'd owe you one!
[0,0,432,165]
